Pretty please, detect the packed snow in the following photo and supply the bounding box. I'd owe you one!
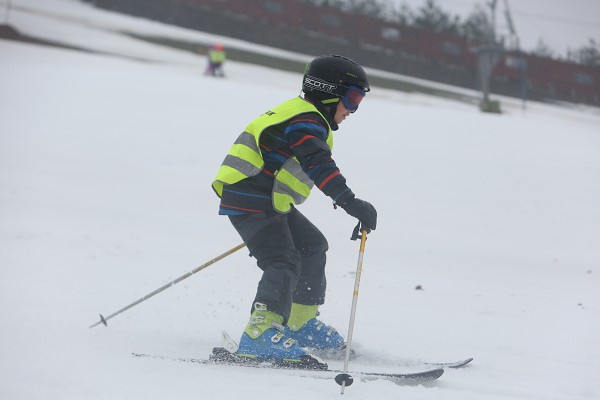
[1,1,599,399]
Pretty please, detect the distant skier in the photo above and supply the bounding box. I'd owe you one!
[212,55,377,366]
[205,43,226,77]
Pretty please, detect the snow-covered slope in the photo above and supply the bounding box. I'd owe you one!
[1,1,599,399]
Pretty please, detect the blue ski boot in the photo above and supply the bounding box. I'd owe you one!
[285,304,345,356]
[236,303,326,369]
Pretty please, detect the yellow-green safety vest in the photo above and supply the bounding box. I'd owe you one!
[212,96,333,213]
[209,50,226,63]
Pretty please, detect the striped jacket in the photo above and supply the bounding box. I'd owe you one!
[214,97,354,215]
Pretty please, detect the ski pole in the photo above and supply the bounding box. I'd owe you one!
[335,226,368,394]
[89,242,246,328]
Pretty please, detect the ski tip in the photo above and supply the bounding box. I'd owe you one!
[387,367,444,383]
[432,368,445,379]
[425,357,474,369]
[448,357,474,368]
[407,367,444,380]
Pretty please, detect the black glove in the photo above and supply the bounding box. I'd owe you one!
[339,197,377,233]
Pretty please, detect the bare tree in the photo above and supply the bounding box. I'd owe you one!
[460,4,492,45]
[413,0,461,35]
[532,39,554,58]
[567,39,600,67]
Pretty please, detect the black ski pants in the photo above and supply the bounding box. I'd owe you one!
[228,208,328,323]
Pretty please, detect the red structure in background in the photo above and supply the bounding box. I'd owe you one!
[97,0,600,105]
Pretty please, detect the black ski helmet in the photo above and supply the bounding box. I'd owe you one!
[302,55,370,99]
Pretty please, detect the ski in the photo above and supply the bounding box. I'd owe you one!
[308,347,473,369]
[424,357,474,369]
[310,348,473,369]
[219,329,471,370]
[132,349,444,385]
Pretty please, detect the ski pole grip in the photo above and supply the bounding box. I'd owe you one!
[350,221,362,241]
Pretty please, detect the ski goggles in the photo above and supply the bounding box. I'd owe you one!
[340,85,366,113]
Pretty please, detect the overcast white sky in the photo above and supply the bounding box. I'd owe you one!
[386,0,600,55]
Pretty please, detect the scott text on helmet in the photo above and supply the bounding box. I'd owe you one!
[304,76,336,93]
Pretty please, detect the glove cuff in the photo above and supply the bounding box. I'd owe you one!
[335,192,356,209]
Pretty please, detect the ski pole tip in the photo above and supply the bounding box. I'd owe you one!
[335,373,353,388]
[89,314,108,329]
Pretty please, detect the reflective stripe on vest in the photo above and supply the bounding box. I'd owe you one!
[212,96,333,213]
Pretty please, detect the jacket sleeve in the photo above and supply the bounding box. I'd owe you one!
[284,114,355,205]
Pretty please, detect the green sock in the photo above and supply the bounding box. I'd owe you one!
[287,303,318,332]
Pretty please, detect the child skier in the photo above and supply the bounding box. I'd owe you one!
[212,54,377,366]
[205,43,226,77]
